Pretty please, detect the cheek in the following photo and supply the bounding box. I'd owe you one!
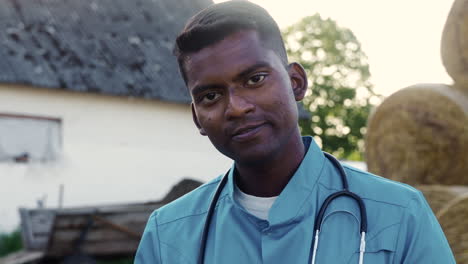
[198,113,218,131]
[276,101,291,120]
[269,94,297,122]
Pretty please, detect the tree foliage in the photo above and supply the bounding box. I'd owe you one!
[283,14,380,160]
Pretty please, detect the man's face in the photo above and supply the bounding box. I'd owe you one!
[185,30,306,165]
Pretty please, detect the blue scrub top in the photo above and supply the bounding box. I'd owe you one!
[135,137,455,263]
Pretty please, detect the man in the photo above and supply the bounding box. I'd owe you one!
[136,1,455,263]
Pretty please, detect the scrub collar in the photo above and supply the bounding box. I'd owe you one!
[224,136,326,225]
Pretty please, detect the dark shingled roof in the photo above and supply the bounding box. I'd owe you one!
[0,0,310,119]
[0,0,212,104]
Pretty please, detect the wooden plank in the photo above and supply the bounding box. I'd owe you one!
[82,240,141,255]
[17,178,200,257]
[50,226,144,242]
[19,202,158,252]
[93,215,141,238]
[46,211,152,257]
[53,211,152,229]
[47,240,141,257]
[0,250,44,264]
[53,202,162,215]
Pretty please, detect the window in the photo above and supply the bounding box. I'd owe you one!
[0,113,62,163]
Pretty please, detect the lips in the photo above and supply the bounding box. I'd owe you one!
[231,122,266,142]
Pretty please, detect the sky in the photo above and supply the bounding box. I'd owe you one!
[213,0,454,96]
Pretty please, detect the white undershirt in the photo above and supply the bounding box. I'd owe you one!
[234,184,278,220]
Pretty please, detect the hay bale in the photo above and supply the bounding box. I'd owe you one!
[416,185,460,214]
[441,0,468,87]
[437,193,468,264]
[365,83,468,185]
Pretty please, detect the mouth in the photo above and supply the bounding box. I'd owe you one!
[231,122,266,142]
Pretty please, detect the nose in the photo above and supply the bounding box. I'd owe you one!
[225,91,255,119]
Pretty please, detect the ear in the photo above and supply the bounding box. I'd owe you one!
[287,62,308,101]
[191,103,207,136]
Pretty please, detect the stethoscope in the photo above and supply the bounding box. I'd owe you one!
[198,152,368,264]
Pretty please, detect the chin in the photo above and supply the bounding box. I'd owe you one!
[212,134,281,165]
[230,145,280,166]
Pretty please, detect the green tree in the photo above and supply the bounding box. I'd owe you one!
[283,14,381,160]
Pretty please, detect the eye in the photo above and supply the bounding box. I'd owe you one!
[246,73,267,86]
[200,92,221,104]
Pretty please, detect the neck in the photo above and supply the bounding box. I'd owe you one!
[234,134,305,197]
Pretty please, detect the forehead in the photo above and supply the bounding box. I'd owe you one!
[184,30,282,88]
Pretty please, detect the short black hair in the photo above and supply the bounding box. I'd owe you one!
[173,0,288,83]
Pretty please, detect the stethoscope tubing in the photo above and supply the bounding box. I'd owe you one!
[314,190,368,233]
[197,173,228,264]
[198,152,368,264]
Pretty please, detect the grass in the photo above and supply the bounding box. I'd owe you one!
[0,229,23,257]
[0,229,133,263]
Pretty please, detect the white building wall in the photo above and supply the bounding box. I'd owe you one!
[0,85,232,232]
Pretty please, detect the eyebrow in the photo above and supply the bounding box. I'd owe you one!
[191,61,272,97]
[191,84,223,97]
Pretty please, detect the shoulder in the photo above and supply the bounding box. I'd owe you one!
[137,176,226,262]
[342,164,455,262]
[342,163,424,208]
[152,175,224,226]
